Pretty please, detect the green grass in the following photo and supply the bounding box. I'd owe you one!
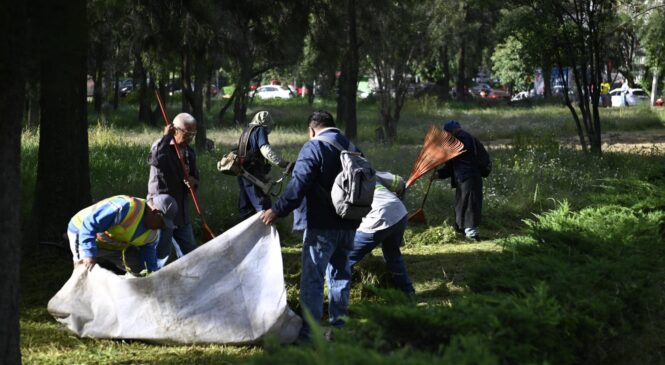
[20,99,665,364]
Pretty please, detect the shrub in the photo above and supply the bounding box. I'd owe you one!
[329,203,665,364]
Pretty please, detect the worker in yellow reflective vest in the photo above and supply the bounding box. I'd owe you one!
[67,194,178,274]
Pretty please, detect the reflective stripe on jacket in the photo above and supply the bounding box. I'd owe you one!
[71,195,159,251]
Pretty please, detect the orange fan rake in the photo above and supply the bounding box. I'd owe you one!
[406,125,465,224]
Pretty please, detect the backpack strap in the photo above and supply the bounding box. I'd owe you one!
[315,134,358,153]
[238,124,259,164]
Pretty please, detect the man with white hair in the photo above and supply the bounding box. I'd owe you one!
[148,112,199,266]
[236,110,293,220]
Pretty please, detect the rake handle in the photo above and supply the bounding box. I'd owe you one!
[420,174,435,209]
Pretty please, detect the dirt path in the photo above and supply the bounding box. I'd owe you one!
[488,128,665,153]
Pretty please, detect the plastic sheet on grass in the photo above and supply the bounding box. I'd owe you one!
[47,214,301,344]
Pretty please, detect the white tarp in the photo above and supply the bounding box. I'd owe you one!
[47,214,302,344]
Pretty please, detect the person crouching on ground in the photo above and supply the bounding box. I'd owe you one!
[347,171,415,297]
[67,194,178,274]
[236,110,294,220]
[433,120,484,241]
[148,113,199,267]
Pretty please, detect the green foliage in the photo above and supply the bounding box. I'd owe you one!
[328,203,665,364]
[19,101,665,364]
[491,36,531,91]
[641,9,665,69]
[404,224,459,246]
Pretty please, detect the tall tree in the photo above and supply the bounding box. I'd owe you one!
[449,0,501,100]
[550,0,617,154]
[297,0,345,105]
[0,0,25,362]
[497,4,560,97]
[216,0,309,125]
[491,36,531,93]
[640,6,665,105]
[33,0,91,242]
[362,0,429,142]
[424,0,465,100]
[337,0,359,140]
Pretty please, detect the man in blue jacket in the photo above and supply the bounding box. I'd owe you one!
[260,110,359,339]
[434,120,483,241]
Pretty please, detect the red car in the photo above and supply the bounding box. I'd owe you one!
[488,89,511,100]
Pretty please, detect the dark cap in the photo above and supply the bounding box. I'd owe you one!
[147,194,178,229]
[442,120,461,132]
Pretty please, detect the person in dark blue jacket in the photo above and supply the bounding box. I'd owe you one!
[236,111,293,220]
[434,120,483,241]
[260,110,358,340]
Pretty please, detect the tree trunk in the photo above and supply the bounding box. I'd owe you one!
[34,0,91,241]
[112,70,119,110]
[232,66,251,126]
[341,0,358,140]
[148,77,160,125]
[136,52,150,124]
[217,88,237,125]
[307,82,315,105]
[26,79,40,128]
[440,44,450,101]
[651,67,659,106]
[0,0,25,362]
[557,57,587,152]
[192,60,208,151]
[93,44,104,114]
[181,51,192,114]
[456,43,466,101]
[542,60,551,98]
[204,71,212,112]
[233,82,249,126]
[381,112,397,143]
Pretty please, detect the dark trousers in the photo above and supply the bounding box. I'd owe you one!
[237,176,271,220]
[348,216,414,295]
[156,224,197,268]
[455,176,483,231]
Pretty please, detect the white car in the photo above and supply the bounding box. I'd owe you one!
[609,88,648,107]
[511,91,530,101]
[251,85,293,99]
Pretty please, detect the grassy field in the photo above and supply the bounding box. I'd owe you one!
[20,97,665,364]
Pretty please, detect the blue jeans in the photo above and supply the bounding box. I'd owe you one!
[299,228,355,339]
[156,223,197,268]
[348,216,414,295]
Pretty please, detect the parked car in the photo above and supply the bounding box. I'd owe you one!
[552,85,566,96]
[511,91,530,101]
[119,79,133,97]
[609,88,649,107]
[250,85,293,99]
[469,83,492,97]
[487,88,510,100]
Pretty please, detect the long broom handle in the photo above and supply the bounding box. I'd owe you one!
[420,173,435,209]
[154,91,215,238]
